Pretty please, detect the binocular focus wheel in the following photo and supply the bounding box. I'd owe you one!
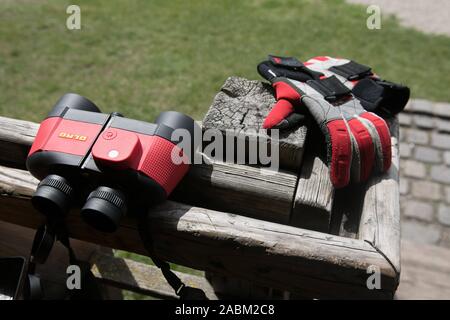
[31,174,74,218]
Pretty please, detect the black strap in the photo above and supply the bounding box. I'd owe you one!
[307,76,352,101]
[25,219,103,300]
[23,224,55,300]
[136,211,208,300]
[23,274,43,300]
[352,78,410,117]
[268,55,304,69]
[30,223,55,265]
[259,55,324,82]
[329,60,373,80]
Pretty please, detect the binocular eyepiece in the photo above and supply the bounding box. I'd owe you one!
[27,93,197,232]
[31,174,74,219]
[32,175,126,232]
[81,186,127,233]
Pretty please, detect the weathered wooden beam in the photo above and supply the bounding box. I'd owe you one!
[291,126,334,232]
[329,184,365,238]
[358,117,401,277]
[202,76,307,171]
[172,158,297,223]
[0,165,396,298]
[0,116,38,169]
[0,116,296,224]
[205,272,289,299]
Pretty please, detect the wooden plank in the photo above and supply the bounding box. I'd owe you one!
[91,253,218,300]
[0,116,296,224]
[329,184,365,238]
[395,240,450,300]
[205,272,288,299]
[0,116,38,170]
[291,126,334,232]
[202,76,307,171]
[358,117,401,277]
[0,166,397,298]
[172,157,297,224]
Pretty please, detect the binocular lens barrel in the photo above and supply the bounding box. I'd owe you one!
[48,93,101,117]
[31,175,74,218]
[81,186,127,233]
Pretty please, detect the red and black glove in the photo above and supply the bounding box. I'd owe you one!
[257,55,399,188]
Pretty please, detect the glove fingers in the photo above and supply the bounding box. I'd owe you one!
[326,120,352,188]
[347,118,375,182]
[263,99,297,129]
[359,112,392,172]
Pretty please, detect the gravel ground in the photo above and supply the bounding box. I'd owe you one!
[347,0,450,36]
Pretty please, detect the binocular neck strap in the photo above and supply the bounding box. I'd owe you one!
[136,212,208,300]
[26,218,102,300]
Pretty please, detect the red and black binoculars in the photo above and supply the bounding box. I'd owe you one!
[26,93,197,232]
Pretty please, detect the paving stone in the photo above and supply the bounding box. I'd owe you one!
[413,114,435,129]
[403,200,434,222]
[399,113,412,126]
[414,146,441,163]
[402,160,427,178]
[444,151,450,166]
[440,229,450,249]
[399,128,406,142]
[431,132,450,149]
[433,102,450,118]
[408,99,433,114]
[437,118,450,133]
[430,165,450,184]
[399,143,413,158]
[438,204,450,226]
[411,180,441,201]
[407,129,429,145]
[400,178,409,195]
[445,186,450,203]
[401,220,441,244]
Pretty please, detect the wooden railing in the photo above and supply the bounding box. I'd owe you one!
[0,115,400,299]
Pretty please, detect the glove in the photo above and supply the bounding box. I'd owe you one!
[258,55,410,129]
[257,55,393,188]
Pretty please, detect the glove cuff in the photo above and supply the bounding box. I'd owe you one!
[352,78,410,117]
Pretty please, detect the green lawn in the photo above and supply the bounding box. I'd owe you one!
[0,0,449,124]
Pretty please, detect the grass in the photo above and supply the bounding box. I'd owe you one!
[0,0,449,125]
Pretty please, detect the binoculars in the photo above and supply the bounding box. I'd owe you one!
[26,93,197,232]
